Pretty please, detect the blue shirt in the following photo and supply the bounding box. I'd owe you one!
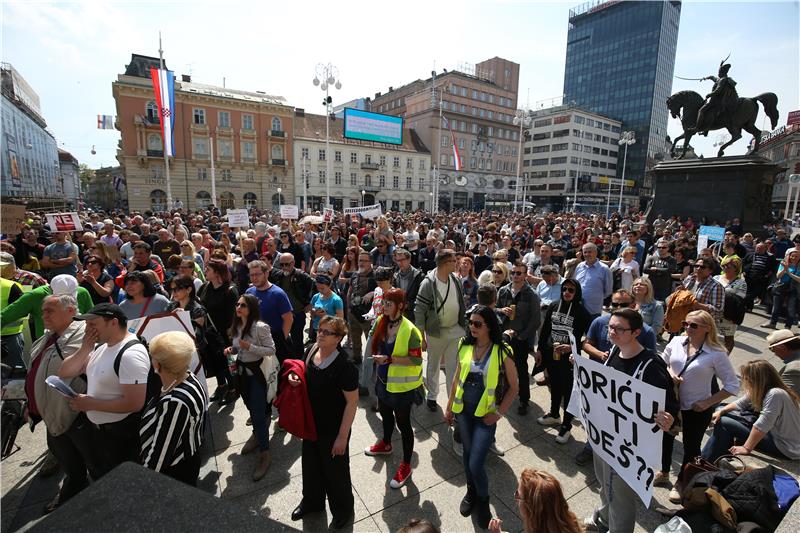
[574,260,612,316]
[586,314,657,353]
[310,291,344,330]
[536,279,563,307]
[245,284,293,333]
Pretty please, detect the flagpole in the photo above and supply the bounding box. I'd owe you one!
[436,84,444,213]
[158,31,173,211]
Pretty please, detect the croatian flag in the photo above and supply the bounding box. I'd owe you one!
[149,67,175,157]
[97,115,114,130]
[442,116,462,171]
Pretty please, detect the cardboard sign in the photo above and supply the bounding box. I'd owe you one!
[567,354,665,506]
[1,204,26,236]
[280,204,299,220]
[226,209,249,228]
[343,203,382,219]
[45,212,83,233]
[323,207,334,223]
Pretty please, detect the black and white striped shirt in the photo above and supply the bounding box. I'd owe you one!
[140,372,208,472]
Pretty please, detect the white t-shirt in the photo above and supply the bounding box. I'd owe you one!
[86,334,150,425]
[403,230,420,250]
[435,274,461,329]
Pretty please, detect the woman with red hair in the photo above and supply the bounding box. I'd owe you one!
[363,288,424,491]
[489,468,582,533]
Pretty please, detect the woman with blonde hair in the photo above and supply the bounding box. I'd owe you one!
[610,246,640,291]
[489,468,582,533]
[703,359,800,462]
[631,276,664,335]
[490,261,509,289]
[658,310,739,502]
[713,256,747,353]
[180,240,205,272]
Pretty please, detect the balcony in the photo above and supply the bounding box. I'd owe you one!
[269,130,286,138]
[360,162,379,170]
[271,159,286,166]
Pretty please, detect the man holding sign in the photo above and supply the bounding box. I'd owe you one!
[579,308,678,533]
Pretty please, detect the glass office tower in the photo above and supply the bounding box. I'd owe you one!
[563,0,681,201]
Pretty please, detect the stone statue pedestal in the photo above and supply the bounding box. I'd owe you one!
[648,155,782,235]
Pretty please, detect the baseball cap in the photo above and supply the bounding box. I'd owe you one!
[50,275,79,297]
[767,329,799,348]
[74,303,128,323]
[0,251,14,267]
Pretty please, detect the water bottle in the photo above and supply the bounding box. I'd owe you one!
[227,347,238,375]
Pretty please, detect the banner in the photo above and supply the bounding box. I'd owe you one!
[226,209,249,228]
[1,204,26,236]
[343,203,382,219]
[280,204,299,220]
[45,212,83,233]
[567,352,665,506]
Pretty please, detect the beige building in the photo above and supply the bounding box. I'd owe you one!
[367,57,521,210]
[113,54,294,213]
[293,111,431,212]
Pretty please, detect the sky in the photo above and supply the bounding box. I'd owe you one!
[2,0,798,169]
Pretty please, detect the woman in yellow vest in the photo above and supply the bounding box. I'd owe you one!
[445,305,518,529]
[364,288,424,490]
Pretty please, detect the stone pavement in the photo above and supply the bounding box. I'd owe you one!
[2,307,798,532]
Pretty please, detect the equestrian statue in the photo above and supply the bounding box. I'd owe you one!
[666,57,779,159]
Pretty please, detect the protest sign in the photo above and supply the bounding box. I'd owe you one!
[697,235,709,252]
[226,209,249,228]
[1,204,26,236]
[45,212,83,233]
[343,203,382,219]
[280,204,299,219]
[567,353,665,506]
[699,225,725,242]
[323,207,334,223]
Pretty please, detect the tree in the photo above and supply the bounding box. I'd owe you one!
[78,163,94,191]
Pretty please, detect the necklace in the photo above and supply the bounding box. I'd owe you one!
[387,315,402,327]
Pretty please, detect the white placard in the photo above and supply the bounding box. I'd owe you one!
[280,204,299,220]
[343,203,382,219]
[323,207,334,223]
[697,235,709,252]
[226,209,249,228]
[567,354,665,506]
[45,212,83,233]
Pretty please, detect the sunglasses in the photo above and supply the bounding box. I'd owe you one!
[693,265,708,270]
[280,262,294,266]
[468,320,485,328]
[317,329,337,337]
[492,269,503,274]
[610,301,632,308]
[86,260,100,265]
[682,321,702,330]
[511,271,525,277]
[561,287,576,294]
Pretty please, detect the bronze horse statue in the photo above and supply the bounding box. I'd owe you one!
[666,90,779,158]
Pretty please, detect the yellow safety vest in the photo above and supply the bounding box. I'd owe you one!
[1,278,24,336]
[382,316,424,394]
[451,340,509,417]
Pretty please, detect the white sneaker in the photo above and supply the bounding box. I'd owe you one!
[555,427,571,444]
[489,441,505,456]
[537,414,561,426]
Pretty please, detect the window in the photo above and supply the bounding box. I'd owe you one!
[551,157,568,164]
[271,145,283,159]
[420,159,426,170]
[458,139,465,150]
[197,167,208,180]
[146,101,159,123]
[350,152,358,163]
[406,158,412,169]
[272,117,282,132]
[534,118,552,128]
[440,154,448,165]
[393,157,400,168]
[393,176,399,188]
[377,175,384,187]
[218,111,231,128]
[221,169,231,181]
[366,175,373,186]
[575,115,585,124]
[365,154,372,164]
[193,108,206,125]
[242,114,254,130]
[488,127,494,136]
[552,143,568,151]
[380,155,387,166]
[301,147,309,159]
[553,129,569,138]
[218,139,233,158]
[335,150,342,162]
[147,133,162,151]
[418,177,425,190]
[406,177,412,189]
[318,149,326,161]
[532,145,550,153]
[318,170,326,184]
[193,137,208,156]
[531,158,548,166]
[335,171,342,185]
[245,171,255,182]
[243,141,255,159]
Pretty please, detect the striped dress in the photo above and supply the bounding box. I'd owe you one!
[139,373,208,477]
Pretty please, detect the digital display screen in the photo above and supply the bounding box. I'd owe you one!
[343,108,404,145]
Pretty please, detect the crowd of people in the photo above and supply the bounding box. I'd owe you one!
[1,206,799,532]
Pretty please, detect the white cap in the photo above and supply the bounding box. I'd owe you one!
[51,274,79,297]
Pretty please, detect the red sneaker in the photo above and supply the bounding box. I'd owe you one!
[390,461,412,489]
[364,440,393,456]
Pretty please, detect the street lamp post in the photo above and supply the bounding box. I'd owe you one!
[361,189,365,207]
[277,187,282,211]
[617,131,636,215]
[312,63,341,211]
[513,108,533,213]
[301,155,308,213]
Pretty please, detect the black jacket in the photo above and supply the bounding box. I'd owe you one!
[537,281,592,354]
[274,269,313,310]
[392,266,424,320]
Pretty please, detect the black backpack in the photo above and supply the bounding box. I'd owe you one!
[723,291,746,325]
[113,337,162,410]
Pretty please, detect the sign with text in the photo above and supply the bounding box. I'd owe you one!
[1,204,26,236]
[343,108,403,145]
[343,203,382,219]
[788,110,800,126]
[280,204,299,219]
[699,225,725,242]
[323,207,334,223]
[45,212,83,233]
[226,209,249,228]
[567,354,665,506]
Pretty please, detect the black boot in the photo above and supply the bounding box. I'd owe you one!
[459,485,476,517]
[475,496,491,529]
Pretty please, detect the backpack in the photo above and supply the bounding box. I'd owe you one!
[113,337,162,409]
[722,291,746,325]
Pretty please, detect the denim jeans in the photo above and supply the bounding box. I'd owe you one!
[593,450,637,533]
[244,374,271,451]
[457,376,497,499]
[770,286,797,327]
[701,413,786,462]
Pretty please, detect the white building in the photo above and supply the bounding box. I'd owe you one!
[521,104,631,212]
[293,110,432,212]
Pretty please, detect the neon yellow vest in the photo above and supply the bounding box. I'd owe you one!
[1,278,24,336]
[381,316,424,394]
[451,340,508,416]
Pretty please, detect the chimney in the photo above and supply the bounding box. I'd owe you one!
[388,86,393,92]
[295,108,305,117]
[375,92,382,99]
[182,74,191,82]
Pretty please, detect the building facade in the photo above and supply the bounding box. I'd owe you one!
[758,124,800,214]
[563,0,681,206]
[293,111,431,212]
[367,57,522,210]
[1,63,62,208]
[113,54,294,213]
[58,149,82,209]
[521,104,624,212]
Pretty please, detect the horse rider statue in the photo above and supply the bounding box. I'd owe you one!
[696,60,739,134]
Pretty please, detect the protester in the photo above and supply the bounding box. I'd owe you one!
[766,329,800,395]
[309,275,343,342]
[631,276,665,337]
[274,253,313,359]
[392,247,424,319]
[762,249,800,329]
[198,259,238,403]
[714,257,747,353]
[683,256,725,322]
[76,255,114,305]
[346,251,376,390]
[140,331,208,486]
[534,264,562,308]
[42,230,79,280]
[119,271,170,320]
[246,259,293,361]
[610,246,640,292]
